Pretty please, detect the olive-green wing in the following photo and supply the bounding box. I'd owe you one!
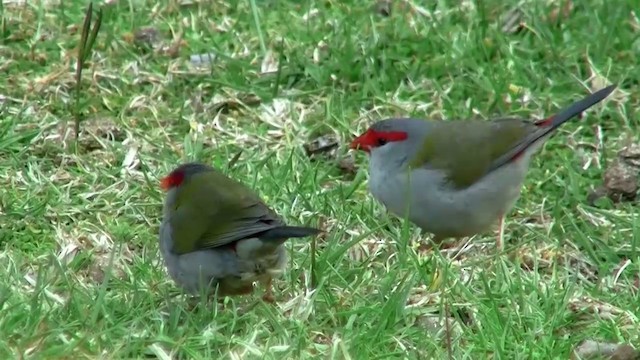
[169,170,281,254]
[408,119,536,189]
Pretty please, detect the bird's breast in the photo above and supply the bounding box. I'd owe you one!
[367,162,529,237]
[158,219,175,256]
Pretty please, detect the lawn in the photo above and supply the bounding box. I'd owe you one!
[0,0,638,358]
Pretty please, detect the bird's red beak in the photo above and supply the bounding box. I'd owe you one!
[160,176,172,191]
[350,133,372,153]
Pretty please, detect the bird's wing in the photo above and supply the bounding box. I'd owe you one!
[169,171,281,254]
[408,119,535,189]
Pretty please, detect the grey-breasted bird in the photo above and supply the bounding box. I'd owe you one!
[159,162,320,301]
[350,85,616,248]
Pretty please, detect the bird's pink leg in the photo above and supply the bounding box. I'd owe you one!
[261,277,275,303]
[496,215,505,250]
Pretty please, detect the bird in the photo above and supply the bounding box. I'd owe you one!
[158,162,321,302]
[350,85,616,249]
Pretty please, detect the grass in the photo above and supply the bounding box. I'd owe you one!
[0,0,638,358]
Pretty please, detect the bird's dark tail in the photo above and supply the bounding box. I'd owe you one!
[260,226,322,242]
[536,84,617,130]
[492,85,617,169]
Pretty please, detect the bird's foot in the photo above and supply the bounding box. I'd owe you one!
[261,277,276,303]
[261,292,276,303]
[420,235,474,260]
[417,241,455,254]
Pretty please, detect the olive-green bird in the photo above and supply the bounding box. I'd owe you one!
[350,85,616,249]
[159,162,320,301]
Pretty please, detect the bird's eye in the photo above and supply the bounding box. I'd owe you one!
[376,138,388,146]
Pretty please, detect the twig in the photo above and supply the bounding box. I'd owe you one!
[73,2,103,140]
[227,150,244,170]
